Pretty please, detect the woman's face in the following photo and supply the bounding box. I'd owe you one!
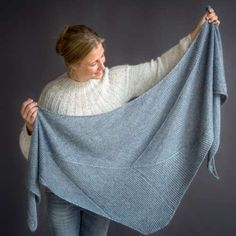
[71,42,106,82]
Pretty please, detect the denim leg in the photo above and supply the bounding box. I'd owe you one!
[80,209,110,236]
[45,190,81,236]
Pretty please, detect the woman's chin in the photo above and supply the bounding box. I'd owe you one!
[94,71,104,79]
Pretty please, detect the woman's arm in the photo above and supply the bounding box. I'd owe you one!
[127,34,192,98]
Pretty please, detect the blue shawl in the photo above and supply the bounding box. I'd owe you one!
[26,23,227,235]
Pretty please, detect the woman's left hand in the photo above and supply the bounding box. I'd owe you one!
[191,7,220,40]
[205,7,220,25]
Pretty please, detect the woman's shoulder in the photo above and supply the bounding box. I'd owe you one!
[108,64,129,82]
[37,72,69,106]
[41,73,67,92]
[109,64,128,73]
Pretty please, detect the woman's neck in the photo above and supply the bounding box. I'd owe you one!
[68,69,90,83]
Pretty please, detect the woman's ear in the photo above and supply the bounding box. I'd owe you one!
[69,63,76,71]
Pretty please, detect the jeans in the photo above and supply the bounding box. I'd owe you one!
[45,189,111,236]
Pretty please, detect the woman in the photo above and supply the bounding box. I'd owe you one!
[19,7,220,236]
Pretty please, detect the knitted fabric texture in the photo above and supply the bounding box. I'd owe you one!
[27,23,227,235]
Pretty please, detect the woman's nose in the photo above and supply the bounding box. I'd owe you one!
[99,61,105,70]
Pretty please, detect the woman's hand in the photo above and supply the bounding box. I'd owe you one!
[191,7,220,41]
[20,98,38,135]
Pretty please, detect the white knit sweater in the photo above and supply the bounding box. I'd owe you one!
[19,34,192,160]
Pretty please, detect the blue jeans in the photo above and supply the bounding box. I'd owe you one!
[45,189,110,236]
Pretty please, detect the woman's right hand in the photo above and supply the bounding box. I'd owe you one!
[20,98,38,135]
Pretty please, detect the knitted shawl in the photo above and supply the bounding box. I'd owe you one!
[27,23,227,235]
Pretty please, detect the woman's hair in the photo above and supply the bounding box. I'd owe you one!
[55,24,105,66]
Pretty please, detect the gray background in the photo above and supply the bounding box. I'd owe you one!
[1,0,235,235]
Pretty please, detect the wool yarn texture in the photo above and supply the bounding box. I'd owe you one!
[26,23,228,235]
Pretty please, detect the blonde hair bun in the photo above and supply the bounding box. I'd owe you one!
[55,24,105,65]
[56,25,70,56]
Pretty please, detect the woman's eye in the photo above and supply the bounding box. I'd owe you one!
[91,63,97,67]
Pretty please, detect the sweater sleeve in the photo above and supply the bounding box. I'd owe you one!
[19,124,32,160]
[127,34,192,97]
